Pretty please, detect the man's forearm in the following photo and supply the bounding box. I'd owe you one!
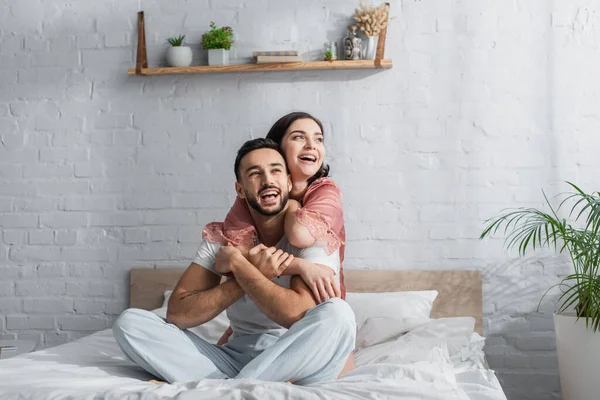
[231,258,314,328]
[167,278,244,329]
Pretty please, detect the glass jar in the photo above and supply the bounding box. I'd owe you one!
[323,41,338,61]
[343,25,362,60]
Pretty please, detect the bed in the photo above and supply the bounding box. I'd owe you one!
[0,269,507,400]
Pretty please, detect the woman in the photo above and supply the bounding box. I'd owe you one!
[203,111,354,377]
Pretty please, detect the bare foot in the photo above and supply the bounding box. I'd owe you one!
[285,381,293,384]
[149,380,166,385]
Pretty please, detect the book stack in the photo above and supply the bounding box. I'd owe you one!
[253,51,302,64]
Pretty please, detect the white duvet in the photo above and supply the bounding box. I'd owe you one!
[0,318,507,400]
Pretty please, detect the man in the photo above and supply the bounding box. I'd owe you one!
[112,138,356,385]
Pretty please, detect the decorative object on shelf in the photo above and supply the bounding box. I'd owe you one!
[479,181,600,400]
[323,41,338,61]
[252,50,298,57]
[201,22,234,66]
[363,36,378,60]
[343,25,362,60]
[256,55,303,64]
[165,35,193,67]
[353,1,389,60]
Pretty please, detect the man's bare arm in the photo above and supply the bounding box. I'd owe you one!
[230,254,316,328]
[166,263,244,329]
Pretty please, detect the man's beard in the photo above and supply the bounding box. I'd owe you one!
[245,187,289,216]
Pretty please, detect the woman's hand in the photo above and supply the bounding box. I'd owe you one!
[300,263,341,303]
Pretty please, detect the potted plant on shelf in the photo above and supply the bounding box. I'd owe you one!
[201,22,234,66]
[166,35,193,67]
[479,182,600,400]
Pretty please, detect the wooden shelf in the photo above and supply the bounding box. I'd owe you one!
[130,5,391,76]
[127,59,393,76]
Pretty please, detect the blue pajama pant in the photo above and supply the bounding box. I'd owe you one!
[112,297,356,385]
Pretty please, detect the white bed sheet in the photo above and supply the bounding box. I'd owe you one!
[0,326,507,400]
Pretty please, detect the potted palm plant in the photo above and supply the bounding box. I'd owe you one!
[166,35,192,67]
[201,22,234,66]
[479,182,600,400]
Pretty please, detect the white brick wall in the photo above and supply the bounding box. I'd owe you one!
[1,0,598,398]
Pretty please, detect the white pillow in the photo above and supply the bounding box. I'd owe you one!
[152,290,231,344]
[346,290,439,328]
[356,316,429,348]
[345,290,438,349]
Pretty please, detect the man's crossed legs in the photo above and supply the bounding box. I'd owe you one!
[113,298,356,385]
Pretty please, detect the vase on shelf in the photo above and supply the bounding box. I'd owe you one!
[343,25,362,60]
[323,41,338,61]
[362,35,378,60]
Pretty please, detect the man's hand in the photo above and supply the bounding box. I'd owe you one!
[215,243,244,275]
[247,244,294,280]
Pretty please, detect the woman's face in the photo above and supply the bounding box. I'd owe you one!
[280,118,325,181]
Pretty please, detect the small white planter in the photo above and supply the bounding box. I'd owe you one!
[554,313,600,400]
[208,49,230,66]
[362,36,378,60]
[166,46,192,67]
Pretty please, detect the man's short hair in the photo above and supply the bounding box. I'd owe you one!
[234,138,288,181]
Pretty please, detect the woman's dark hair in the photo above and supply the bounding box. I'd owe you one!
[234,138,287,181]
[266,111,330,186]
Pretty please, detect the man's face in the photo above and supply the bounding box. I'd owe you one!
[236,148,291,216]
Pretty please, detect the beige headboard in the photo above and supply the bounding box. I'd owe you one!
[130,269,482,334]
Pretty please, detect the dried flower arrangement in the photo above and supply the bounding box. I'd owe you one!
[353,1,390,37]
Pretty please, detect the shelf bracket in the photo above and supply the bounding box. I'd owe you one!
[135,11,148,75]
[374,2,389,68]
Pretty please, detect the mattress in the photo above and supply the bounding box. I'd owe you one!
[0,318,507,400]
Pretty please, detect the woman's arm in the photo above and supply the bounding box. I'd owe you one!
[220,196,257,248]
[285,181,345,254]
[285,199,317,248]
[280,257,340,303]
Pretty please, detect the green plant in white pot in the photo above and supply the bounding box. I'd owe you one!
[166,35,192,67]
[201,22,234,66]
[479,182,600,400]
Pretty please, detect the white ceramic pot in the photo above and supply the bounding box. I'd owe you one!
[554,313,600,400]
[166,46,192,67]
[208,49,230,66]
